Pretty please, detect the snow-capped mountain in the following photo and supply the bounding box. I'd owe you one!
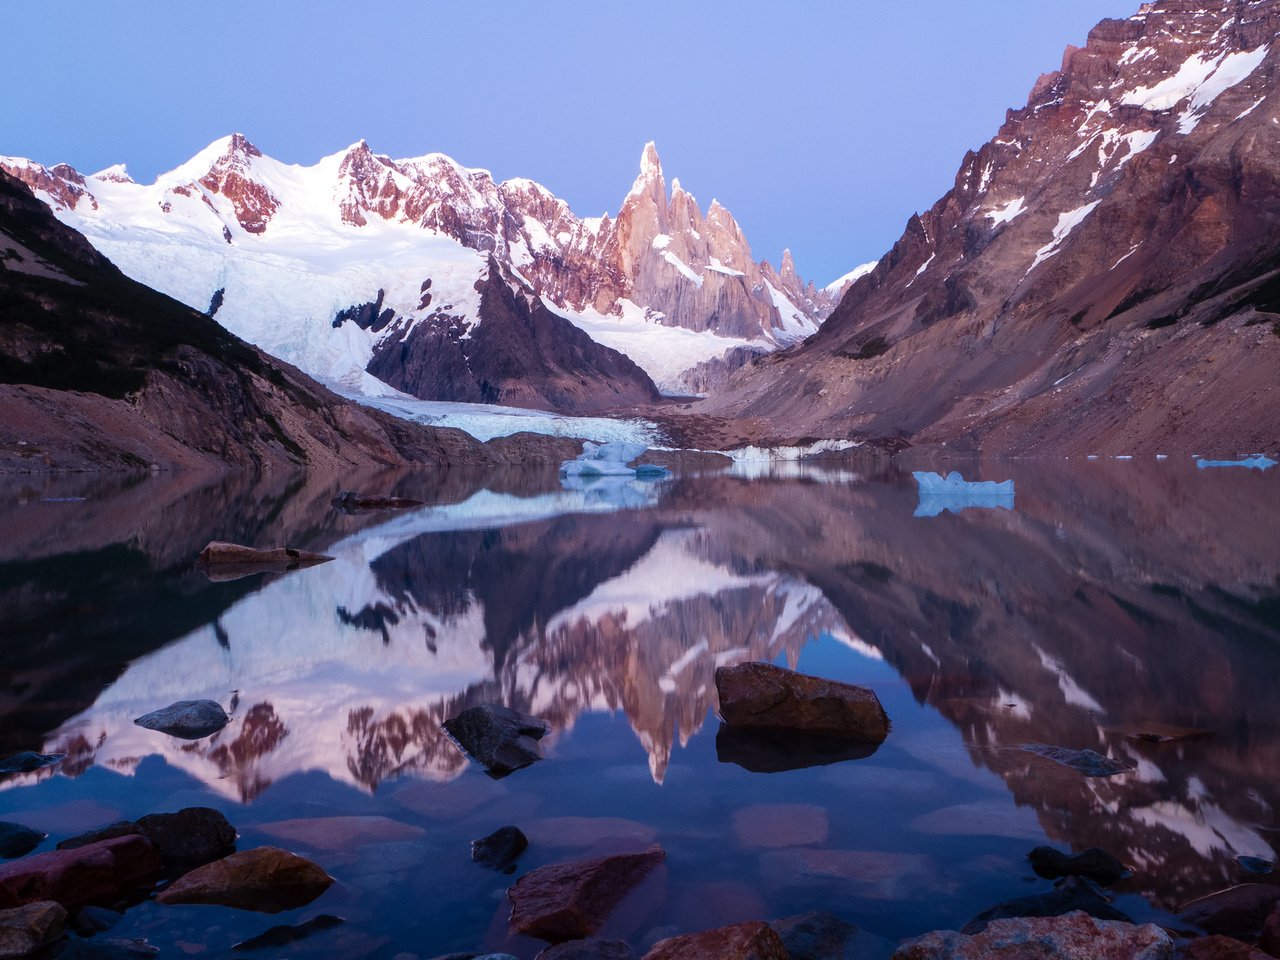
[709,0,1280,455]
[1,138,839,406]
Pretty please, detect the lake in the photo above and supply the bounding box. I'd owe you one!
[2,455,1278,958]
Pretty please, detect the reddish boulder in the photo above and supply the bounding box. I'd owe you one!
[0,901,67,958]
[196,541,334,581]
[1181,885,1280,940]
[0,835,161,909]
[155,846,332,913]
[892,911,1172,959]
[642,920,788,960]
[1184,936,1273,960]
[508,846,664,943]
[714,662,889,742]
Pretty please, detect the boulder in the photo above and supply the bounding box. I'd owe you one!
[0,824,44,860]
[1183,936,1273,960]
[536,940,633,960]
[48,940,160,959]
[231,913,344,951]
[0,835,161,909]
[331,491,424,512]
[196,541,334,581]
[508,846,665,943]
[133,701,229,740]
[962,877,1131,934]
[472,826,528,873]
[133,808,237,869]
[642,920,789,959]
[714,663,889,743]
[1020,744,1135,777]
[0,753,64,776]
[1263,901,1280,957]
[443,704,550,778]
[0,901,66,959]
[69,906,122,937]
[893,911,1172,960]
[1180,885,1280,940]
[155,846,332,913]
[1027,846,1128,885]
[57,823,142,852]
[768,912,862,960]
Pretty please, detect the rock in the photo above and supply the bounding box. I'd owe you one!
[642,920,789,960]
[759,849,935,901]
[715,726,879,773]
[768,912,861,960]
[536,940,633,960]
[196,541,334,578]
[155,846,333,913]
[51,939,160,959]
[508,846,665,943]
[1183,936,1273,960]
[911,802,1043,841]
[731,804,828,850]
[1020,744,1135,777]
[133,701,229,740]
[0,901,66,959]
[962,877,1131,935]
[256,815,422,851]
[1236,856,1274,876]
[331,491,424,512]
[232,914,344,951]
[1180,884,1280,940]
[0,753,64,775]
[133,808,237,869]
[443,704,550,778]
[892,911,1172,960]
[1028,846,1129,885]
[0,835,161,909]
[1263,902,1280,957]
[714,662,889,743]
[472,826,528,872]
[0,823,44,859]
[69,905,122,936]
[57,823,142,852]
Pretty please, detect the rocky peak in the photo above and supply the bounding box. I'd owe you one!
[192,133,278,235]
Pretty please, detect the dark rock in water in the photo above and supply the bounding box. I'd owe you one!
[0,822,45,859]
[1028,846,1129,885]
[444,704,550,778]
[961,876,1132,935]
[893,912,1172,960]
[155,846,332,913]
[0,752,65,775]
[769,912,861,959]
[53,938,161,959]
[57,823,141,852]
[232,914,344,951]
[1020,743,1136,777]
[133,700,229,740]
[196,541,334,581]
[134,808,237,870]
[643,920,789,959]
[331,491,425,512]
[508,846,665,943]
[714,662,889,743]
[1182,935,1273,960]
[1180,884,1280,940]
[0,901,67,958]
[716,725,880,773]
[70,905,123,936]
[0,835,162,910]
[472,826,528,873]
[536,940,632,960]
[1236,856,1274,875]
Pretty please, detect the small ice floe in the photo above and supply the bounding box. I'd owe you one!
[1155,454,1169,460]
[560,441,670,479]
[913,471,1015,518]
[1195,455,1277,471]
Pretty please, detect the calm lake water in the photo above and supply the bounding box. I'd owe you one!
[2,456,1278,958]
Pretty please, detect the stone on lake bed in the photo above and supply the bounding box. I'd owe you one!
[715,662,889,742]
[962,877,1132,935]
[155,846,332,913]
[0,901,67,959]
[1179,884,1280,940]
[472,826,528,872]
[0,835,161,910]
[1029,846,1129,885]
[642,920,789,960]
[0,823,44,860]
[769,911,871,960]
[133,700,229,740]
[443,703,550,778]
[59,807,236,872]
[731,804,828,849]
[1020,744,1135,777]
[1183,936,1274,960]
[892,911,1173,960]
[0,752,64,775]
[508,846,665,943]
[231,913,344,951]
[256,815,424,851]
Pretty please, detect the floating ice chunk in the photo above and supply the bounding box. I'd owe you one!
[1195,455,1277,470]
[560,441,671,480]
[913,471,1015,518]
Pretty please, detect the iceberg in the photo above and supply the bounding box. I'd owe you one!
[560,441,671,479]
[913,471,1015,518]
[1195,455,1277,471]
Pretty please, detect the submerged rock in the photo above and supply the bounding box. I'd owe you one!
[0,901,67,959]
[715,662,889,743]
[0,752,64,775]
[155,846,332,913]
[508,846,665,943]
[962,877,1131,934]
[1179,884,1280,940]
[196,541,334,581]
[133,701,229,740]
[472,826,528,873]
[0,823,44,860]
[1028,846,1129,885]
[443,704,550,778]
[0,835,161,910]
[232,914,344,951]
[331,491,424,512]
[893,911,1172,960]
[1183,936,1273,960]
[1020,744,1135,777]
[642,920,789,959]
[769,912,865,960]
[536,940,633,960]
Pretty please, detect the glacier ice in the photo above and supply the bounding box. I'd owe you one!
[913,471,1015,517]
[1195,455,1277,470]
[560,441,671,479]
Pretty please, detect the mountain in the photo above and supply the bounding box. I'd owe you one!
[707,0,1280,455]
[1,138,835,406]
[0,168,557,473]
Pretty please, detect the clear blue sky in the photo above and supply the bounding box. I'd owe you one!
[2,1,1135,284]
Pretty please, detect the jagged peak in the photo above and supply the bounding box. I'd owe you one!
[627,141,667,202]
[640,141,662,178]
[159,133,261,185]
[90,162,133,184]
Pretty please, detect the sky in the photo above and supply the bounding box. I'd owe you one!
[2,1,1136,285]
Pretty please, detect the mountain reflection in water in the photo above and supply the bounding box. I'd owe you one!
[1,458,1278,922]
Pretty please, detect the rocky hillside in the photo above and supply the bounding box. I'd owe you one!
[708,0,1280,455]
[1,139,836,403]
[0,170,551,472]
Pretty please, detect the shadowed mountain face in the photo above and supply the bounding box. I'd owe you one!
[710,0,1280,455]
